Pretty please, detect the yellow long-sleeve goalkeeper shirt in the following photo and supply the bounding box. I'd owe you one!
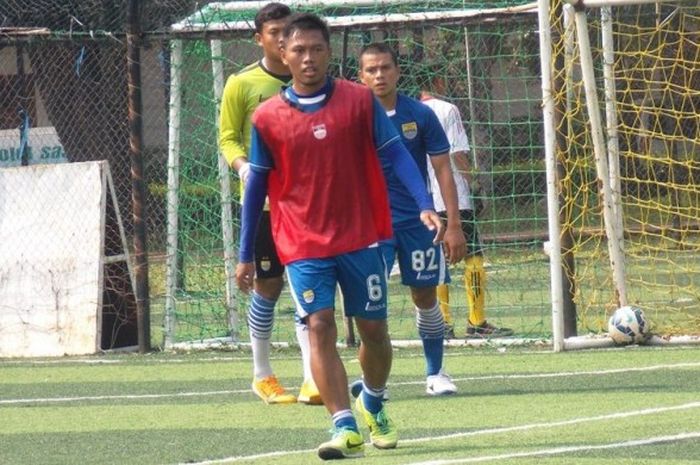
[218,60,291,169]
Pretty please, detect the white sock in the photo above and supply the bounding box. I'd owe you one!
[251,335,273,380]
[296,322,313,381]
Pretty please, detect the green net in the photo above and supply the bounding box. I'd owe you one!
[161,1,553,346]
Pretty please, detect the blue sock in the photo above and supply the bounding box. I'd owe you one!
[332,409,358,432]
[416,302,445,377]
[361,383,385,414]
[421,338,444,376]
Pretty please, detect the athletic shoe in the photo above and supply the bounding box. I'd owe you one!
[426,370,457,396]
[298,378,323,405]
[251,375,297,404]
[466,321,514,338]
[317,426,365,460]
[355,396,398,449]
[349,379,389,401]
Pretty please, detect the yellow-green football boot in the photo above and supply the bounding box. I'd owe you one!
[355,396,398,449]
[317,427,365,460]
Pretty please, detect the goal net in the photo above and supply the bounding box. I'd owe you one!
[542,0,699,347]
[165,0,552,346]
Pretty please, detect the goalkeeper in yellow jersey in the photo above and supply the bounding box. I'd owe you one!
[219,2,321,405]
[419,70,513,339]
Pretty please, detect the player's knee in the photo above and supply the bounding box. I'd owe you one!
[411,286,437,309]
[307,310,337,345]
[356,319,388,346]
[254,276,284,300]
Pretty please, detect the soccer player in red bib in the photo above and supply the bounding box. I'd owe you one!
[235,13,443,460]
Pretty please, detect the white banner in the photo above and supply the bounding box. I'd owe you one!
[0,161,104,357]
[0,126,68,168]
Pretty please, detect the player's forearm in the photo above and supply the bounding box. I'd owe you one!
[380,141,434,212]
[239,169,268,262]
[219,132,248,170]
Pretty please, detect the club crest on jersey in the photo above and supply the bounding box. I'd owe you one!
[312,124,327,140]
[401,122,418,140]
[260,260,271,271]
[302,289,315,303]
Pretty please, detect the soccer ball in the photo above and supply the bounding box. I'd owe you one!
[608,305,648,344]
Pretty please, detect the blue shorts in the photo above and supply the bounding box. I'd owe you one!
[286,246,388,321]
[381,222,450,287]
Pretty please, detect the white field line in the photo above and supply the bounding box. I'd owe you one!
[177,402,700,464]
[400,401,700,445]
[406,431,700,465]
[2,342,699,365]
[0,356,257,365]
[2,361,699,405]
[402,361,700,386]
[0,390,250,405]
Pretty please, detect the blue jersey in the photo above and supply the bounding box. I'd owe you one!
[383,94,450,229]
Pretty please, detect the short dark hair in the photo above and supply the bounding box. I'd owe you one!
[359,43,398,67]
[254,3,292,33]
[282,13,330,44]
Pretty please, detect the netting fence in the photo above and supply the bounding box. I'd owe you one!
[1,0,697,350]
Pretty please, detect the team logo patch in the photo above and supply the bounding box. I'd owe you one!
[312,124,327,140]
[302,289,315,303]
[401,121,418,140]
[260,260,271,271]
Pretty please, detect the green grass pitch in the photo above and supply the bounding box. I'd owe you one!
[2,345,700,464]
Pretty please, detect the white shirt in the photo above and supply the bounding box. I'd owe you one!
[421,96,473,212]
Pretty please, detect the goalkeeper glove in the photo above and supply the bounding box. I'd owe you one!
[237,161,251,184]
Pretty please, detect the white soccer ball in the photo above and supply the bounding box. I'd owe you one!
[608,305,648,345]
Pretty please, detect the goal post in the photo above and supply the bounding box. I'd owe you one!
[568,0,628,308]
[542,0,700,349]
[210,38,239,343]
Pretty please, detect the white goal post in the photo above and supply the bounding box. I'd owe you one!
[540,0,698,351]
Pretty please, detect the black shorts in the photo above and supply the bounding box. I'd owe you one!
[254,211,285,279]
[439,209,484,257]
